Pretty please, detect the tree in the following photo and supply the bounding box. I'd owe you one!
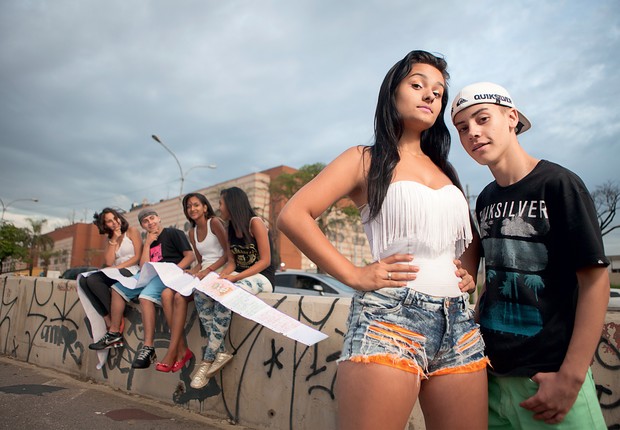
[270,163,326,198]
[38,248,61,276]
[592,181,620,236]
[0,222,30,274]
[24,218,54,276]
[270,163,362,270]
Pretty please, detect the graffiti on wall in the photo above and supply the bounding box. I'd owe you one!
[595,321,620,429]
[1,277,84,366]
[6,275,620,430]
[98,303,220,397]
[91,292,345,430]
[7,275,620,430]
[0,277,20,355]
[214,295,344,429]
[28,279,84,366]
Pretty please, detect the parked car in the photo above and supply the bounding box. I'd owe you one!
[609,290,620,310]
[274,270,355,297]
[60,266,99,280]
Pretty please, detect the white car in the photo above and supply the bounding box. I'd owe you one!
[274,271,355,297]
[609,290,620,310]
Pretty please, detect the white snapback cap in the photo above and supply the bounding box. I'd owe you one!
[451,82,531,135]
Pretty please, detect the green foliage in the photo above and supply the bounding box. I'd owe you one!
[0,222,30,272]
[0,218,55,274]
[270,163,326,199]
[270,163,362,271]
[25,218,52,244]
[26,219,52,245]
[24,218,54,275]
[38,248,61,274]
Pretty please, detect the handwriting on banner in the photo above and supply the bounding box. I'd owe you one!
[140,263,328,346]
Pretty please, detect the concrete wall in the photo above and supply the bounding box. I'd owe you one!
[1,275,618,429]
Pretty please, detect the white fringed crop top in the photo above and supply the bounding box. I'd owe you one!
[360,181,473,297]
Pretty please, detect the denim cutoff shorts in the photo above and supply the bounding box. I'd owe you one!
[339,287,489,378]
[111,273,167,305]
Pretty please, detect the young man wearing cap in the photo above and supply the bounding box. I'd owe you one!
[90,208,194,369]
[451,82,609,429]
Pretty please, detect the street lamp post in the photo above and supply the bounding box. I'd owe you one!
[0,197,39,222]
[151,134,216,198]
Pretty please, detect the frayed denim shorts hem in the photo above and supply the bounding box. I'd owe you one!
[338,287,489,378]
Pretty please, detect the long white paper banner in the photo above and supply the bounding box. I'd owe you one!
[139,262,328,346]
[99,267,138,289]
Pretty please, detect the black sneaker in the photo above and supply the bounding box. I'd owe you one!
[132,346,156,369]
[89,331,124,350]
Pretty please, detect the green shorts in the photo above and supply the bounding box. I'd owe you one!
[488,368,606,430]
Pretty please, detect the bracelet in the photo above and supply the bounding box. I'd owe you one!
[108,240,118,245]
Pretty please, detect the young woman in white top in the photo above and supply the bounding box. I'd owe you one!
[156,193,228,373]
[79,208,142,328]
[277,51,488,430]
[189,186,275,389]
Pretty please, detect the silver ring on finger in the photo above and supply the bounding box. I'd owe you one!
[387,272,392,281]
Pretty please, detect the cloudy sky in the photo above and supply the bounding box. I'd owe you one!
[1,0,619,253]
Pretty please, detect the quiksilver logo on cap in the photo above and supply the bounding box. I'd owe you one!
[473,93,513,105]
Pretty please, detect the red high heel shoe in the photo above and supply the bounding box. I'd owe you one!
[172,349,194,373]
[155,362,174,373]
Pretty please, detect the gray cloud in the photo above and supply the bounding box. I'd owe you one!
[1,0,619,251]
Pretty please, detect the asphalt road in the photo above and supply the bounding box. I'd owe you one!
[0,356,253,430]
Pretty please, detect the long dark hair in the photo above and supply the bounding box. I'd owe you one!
[93,207,129,239]
[365,50,462,220]
[182,193,216,227]
[220,187,258,244]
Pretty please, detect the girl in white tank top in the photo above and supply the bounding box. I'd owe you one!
[156,193,228,375]
[114,234,140,274]
[193,218,225,270]
[79,208,142,350]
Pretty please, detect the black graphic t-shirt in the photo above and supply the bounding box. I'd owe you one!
[149,227,192,266]
[476,160,609,376]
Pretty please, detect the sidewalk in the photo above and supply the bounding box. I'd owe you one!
[0,356,254,430]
